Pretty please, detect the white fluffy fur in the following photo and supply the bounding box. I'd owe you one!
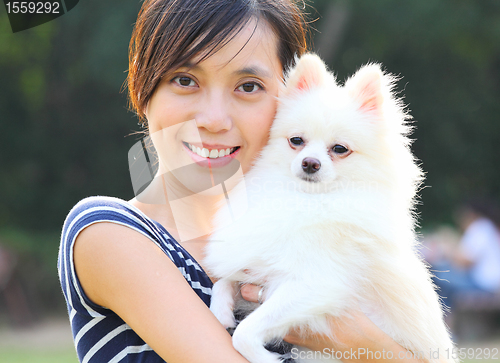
[204,53,456,363]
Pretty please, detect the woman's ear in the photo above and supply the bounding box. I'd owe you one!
[143,101,150,121]
[283,53,331,96]
[277,73,287,98]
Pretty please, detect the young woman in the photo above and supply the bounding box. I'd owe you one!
[59,1,426,362]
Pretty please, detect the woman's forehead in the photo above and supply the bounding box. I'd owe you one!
[184,18,281,76]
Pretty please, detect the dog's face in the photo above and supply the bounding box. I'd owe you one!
[265,54,417,195]
[288,133,352,184]
[286,119,355,187]
[273,89,381,194]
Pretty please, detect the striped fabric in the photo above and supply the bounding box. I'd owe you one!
[58,196,213,362]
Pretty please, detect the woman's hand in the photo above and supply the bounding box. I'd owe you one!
[240,284,425,363]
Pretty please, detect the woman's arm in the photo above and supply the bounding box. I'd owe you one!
[74,222,249,363]
[241,284,425,363]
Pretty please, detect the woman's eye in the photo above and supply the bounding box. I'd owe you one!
[238,82,262,93]
[174,76,196,87]
[332,144,349,154]
[290,137,304,146]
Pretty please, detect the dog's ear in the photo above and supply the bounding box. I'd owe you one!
[345,64,384,116]
[284,53,330,95]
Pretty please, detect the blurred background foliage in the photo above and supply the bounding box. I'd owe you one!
[0,0,499,316]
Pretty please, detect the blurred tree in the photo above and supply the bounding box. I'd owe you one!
[0,0,499,317]
[0,1,141,231]
[0,0,499,233]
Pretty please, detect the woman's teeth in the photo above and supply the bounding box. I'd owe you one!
[185,143,238,159]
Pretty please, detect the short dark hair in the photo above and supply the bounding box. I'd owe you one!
[461,197,500,229]
[127,0,310,124]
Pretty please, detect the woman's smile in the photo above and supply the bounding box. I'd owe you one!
[182,141,241,168]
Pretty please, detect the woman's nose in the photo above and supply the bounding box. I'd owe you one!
[195,92,232,132]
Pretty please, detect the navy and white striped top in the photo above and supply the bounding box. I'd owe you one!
[58,196,213,362]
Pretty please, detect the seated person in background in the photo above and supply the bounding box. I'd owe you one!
[432,199,500,312]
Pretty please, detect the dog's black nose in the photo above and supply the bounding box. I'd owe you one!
[302,157,321,174]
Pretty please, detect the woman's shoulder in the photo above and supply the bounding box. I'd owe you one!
[62,196,161,239]
[60,195,176,268]
[60,196,213,300]
[65,195,141,222]
[61,195,191,269]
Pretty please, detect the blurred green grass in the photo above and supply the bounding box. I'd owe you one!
[0,346,498,363]
[0,347,78,363]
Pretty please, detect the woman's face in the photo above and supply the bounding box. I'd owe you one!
[145,18,282,179]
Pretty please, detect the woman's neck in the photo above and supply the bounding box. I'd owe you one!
[129,173,224,243]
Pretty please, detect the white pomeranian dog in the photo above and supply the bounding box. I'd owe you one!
[204,53,456,363]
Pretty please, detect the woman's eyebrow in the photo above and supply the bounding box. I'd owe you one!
[178,61,200,71]
[177,62,272,79]
[233,66,272,79]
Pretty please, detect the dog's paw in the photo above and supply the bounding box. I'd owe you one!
[210,279,237,328]
[232,322,283,363]
[210,304,236,329]
[233,337,283,363]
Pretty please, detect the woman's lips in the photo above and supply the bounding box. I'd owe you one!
[183,142,241,168]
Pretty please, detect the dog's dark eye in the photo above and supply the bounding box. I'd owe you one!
[290,137,304,146]
[332,144,349,154]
